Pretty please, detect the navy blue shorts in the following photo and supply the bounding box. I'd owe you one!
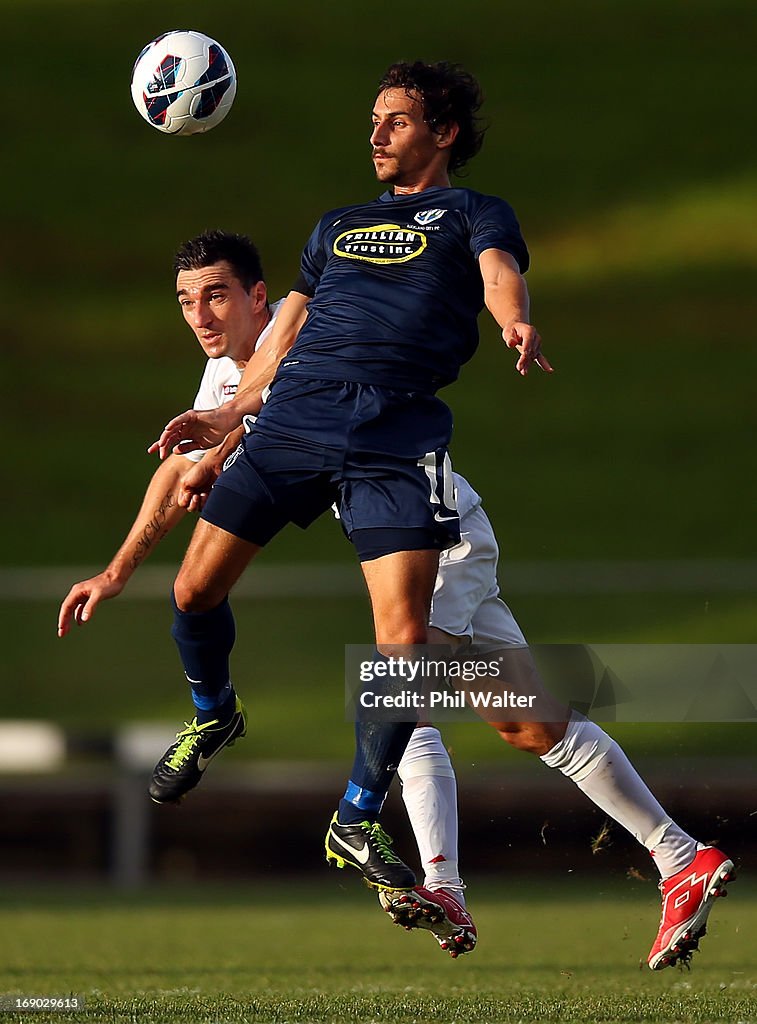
[200,377,461,560]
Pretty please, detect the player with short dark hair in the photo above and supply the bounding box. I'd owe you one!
[58,230,275,654]
[173,230,266,291]
[148,59,550,893]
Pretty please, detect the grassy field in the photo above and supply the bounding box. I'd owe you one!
[0,877,752,1023]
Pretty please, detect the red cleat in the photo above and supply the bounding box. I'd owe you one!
[379,886,477,958]
[648,846,735,970]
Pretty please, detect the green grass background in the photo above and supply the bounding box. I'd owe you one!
[0,879,752,1023]
[4,0,756,743]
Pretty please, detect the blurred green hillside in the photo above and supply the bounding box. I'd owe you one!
[0,0,754,769]
[6,0,756,571]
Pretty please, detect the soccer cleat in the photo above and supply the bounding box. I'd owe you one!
[379,886,477,958]
[648,846,735,970]
[325,813,416,891]
[148,697,247,804]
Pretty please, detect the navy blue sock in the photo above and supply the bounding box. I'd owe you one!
[338,718,416,824]
[170,591,237,725]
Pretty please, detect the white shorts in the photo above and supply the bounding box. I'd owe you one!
[429,502,527,648]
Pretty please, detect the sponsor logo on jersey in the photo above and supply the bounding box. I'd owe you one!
[413,208,447,225]
[223,383,237,396]
[333,224,427,264]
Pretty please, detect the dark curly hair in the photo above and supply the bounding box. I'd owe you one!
[173,230,265,292]
[377,61,486,175]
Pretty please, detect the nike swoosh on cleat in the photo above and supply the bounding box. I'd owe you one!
[197,718,242,770]
[330,832,371,864]
[197,749,222,771]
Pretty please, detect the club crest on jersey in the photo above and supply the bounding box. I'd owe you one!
[413,209,447,225]
[333,224,427,264]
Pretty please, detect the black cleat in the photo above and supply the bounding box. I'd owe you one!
[149,697,247,804]
[325,812,416,891]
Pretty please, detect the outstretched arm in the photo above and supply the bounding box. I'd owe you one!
[57,454,189,636]
[149,291,311,460]
[479,248,553,376]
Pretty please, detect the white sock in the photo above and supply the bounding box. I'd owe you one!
[398,726,465,900]
[541,715,697,879]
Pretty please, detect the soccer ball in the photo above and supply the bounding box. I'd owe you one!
[130,30,237,136]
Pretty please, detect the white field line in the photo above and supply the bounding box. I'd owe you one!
[0,561,755,600]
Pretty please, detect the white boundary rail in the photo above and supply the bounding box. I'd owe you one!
[1,560,756,599]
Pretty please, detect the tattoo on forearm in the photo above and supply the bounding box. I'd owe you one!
[130,492,177,569]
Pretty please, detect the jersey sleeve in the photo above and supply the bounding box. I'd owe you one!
[192,362,217,412]
[295,215,330,296]
[469,195,530,273]
[182,363,219,464]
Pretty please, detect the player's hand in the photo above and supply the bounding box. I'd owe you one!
[147,407,237,461]
[503,322,554,376]
[178,458,221,512]
[57,573,124,637]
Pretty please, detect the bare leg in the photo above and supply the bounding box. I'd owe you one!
[361,549,439,647]
[338,549,439,821]
[173,519,261,611]
[476,647,697,878]
[327,548,442,889]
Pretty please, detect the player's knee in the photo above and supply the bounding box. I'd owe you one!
[376,620,428,647]
[173,573,226,613]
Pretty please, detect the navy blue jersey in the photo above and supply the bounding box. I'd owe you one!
[280,186,528,393]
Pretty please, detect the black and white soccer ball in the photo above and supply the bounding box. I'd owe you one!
[130,30,237,136]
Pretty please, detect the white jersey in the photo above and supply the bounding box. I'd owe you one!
[183,299,283,463]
